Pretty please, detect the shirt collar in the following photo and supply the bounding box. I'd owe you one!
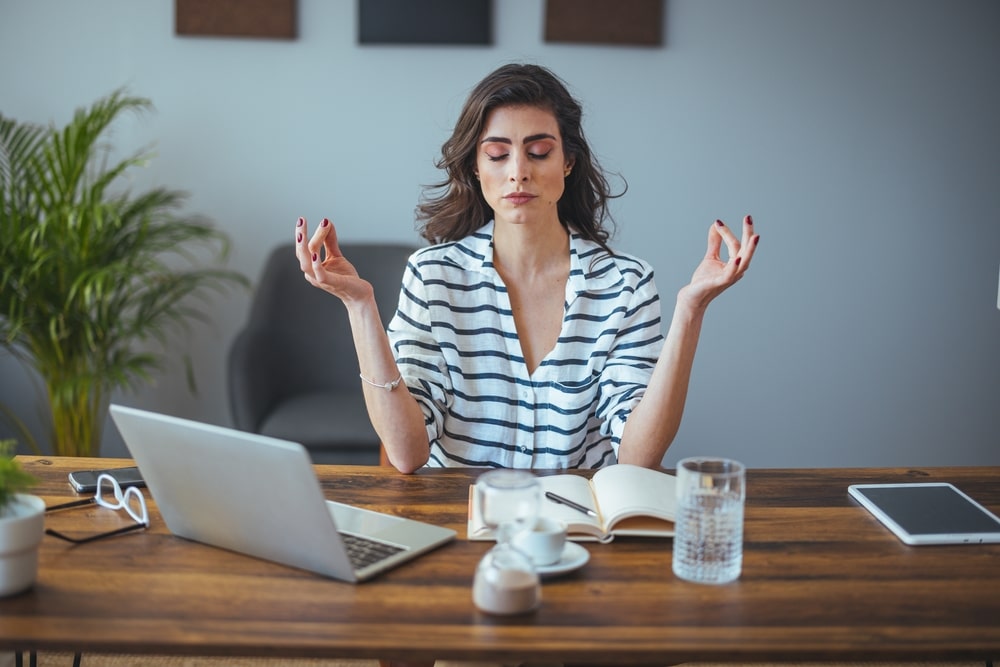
[447,220,624,295]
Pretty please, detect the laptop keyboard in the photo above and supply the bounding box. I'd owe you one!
[339,532,406,569]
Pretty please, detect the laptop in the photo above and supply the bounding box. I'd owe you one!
[108,404,456,582]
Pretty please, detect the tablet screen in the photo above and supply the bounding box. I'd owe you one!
[848,483,1000,545]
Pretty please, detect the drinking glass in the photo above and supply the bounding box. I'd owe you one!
[472,469,542,615]
[475,469,540,545]
[672,457,745,584]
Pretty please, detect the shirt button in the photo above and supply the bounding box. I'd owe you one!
[521,446,529,454]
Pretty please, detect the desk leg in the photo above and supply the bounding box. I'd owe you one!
[13,651,82,667]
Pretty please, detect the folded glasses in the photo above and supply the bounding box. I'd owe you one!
[45,473,150,544]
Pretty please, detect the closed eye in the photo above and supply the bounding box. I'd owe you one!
[486,151,551,162]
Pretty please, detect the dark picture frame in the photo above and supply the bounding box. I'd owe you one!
[545,0,663,47]
[358,0,492,45]
[175,0,297,40]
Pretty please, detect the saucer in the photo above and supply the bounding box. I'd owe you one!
[535,541,590,577]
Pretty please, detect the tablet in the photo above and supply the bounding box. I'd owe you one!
[848,482,1000,546]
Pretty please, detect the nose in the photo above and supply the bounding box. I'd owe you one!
[508,153,530,183]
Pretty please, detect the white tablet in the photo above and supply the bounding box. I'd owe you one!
[848,482,1000,546]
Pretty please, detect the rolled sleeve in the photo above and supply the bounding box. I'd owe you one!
[387,258,451,444]
[594,265,663,451]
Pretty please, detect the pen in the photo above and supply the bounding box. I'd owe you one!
[545,491,597,517]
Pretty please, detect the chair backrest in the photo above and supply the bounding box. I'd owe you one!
[233,241,419,402]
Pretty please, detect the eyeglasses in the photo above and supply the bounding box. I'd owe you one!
[45,473,150,544]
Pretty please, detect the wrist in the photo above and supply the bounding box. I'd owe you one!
[674,287,710,321]
[359,372,403,391]
[344,291,381,323]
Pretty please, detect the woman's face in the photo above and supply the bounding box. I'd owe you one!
[474,105,574,228]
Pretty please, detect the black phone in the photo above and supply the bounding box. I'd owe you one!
[67,466,146,493]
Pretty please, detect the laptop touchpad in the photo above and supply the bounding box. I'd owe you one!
[327,500,405,535]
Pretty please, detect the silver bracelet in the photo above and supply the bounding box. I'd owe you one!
[359,372,403,391]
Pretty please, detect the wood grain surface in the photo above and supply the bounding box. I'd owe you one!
[3,457,998,664]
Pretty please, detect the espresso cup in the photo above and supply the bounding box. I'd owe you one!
[512,516,567,566]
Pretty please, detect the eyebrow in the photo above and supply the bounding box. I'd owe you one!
[480,133,557,145]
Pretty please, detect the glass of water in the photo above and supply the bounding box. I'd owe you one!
[672,457,746,584]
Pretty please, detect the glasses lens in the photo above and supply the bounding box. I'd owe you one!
[95,473,125,509]
[122,486,149,525]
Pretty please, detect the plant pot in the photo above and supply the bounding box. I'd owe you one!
[0,494,45,597]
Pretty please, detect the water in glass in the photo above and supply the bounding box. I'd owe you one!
[672,457,745,585]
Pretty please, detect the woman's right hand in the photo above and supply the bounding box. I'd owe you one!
[295,216,374,303]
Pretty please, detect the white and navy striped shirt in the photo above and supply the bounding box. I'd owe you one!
[388,221,663,470]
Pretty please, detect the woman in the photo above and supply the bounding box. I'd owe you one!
[295,63,759,474]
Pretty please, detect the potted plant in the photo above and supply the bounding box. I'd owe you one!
[0,88,248,456]
[0,440,44,597]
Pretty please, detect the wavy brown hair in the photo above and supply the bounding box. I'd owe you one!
[416,63,622,250]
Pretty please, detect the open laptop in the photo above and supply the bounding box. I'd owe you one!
[108,404,455,582]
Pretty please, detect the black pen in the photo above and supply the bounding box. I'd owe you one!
[545,491,597,517]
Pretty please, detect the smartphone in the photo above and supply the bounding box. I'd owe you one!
[68,466,146,493]
[848,482,1000,546]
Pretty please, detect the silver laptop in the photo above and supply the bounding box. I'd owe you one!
[109,404,455,582]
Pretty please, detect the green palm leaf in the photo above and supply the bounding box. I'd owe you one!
[0,88,248,456]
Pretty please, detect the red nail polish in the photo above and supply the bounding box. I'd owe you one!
[735,256,742,267]
[747,215,753,225]
[297,217,304,227]
[322,218,330,227]
[754,236,761,246]
[312,253,318,262]
[716,220,724,227]
[297,232,303,243]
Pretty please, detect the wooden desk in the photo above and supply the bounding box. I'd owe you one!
[4,457,999,664]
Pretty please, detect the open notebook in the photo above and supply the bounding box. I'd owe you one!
[468,464,677,542]
[109,404,455,582]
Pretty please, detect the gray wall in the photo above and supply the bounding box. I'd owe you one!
[1,0,998,467]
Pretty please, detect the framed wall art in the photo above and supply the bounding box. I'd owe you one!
[545,0,663,47]
[358,0,492,45]
[175,0,297,40]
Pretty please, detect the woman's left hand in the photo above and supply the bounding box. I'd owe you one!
[679,215,760,310]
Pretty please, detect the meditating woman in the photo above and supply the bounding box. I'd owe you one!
[294,63,760,474]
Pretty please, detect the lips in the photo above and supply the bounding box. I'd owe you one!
[504,193,536,205]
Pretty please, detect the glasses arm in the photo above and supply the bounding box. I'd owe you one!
[45,523,146,545]
[45,498,96,513]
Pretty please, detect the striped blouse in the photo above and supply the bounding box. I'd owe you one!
[387,220,664,470]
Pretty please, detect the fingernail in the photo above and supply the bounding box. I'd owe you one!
[735,256,742,267]
[312,253,318,262]
[297,232,303,243]
[297,217,304,227]
[321,218,330,227]
[747,215,753,225]
[716,219,724,227]
[754,235,761,246]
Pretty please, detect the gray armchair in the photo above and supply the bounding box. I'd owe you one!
[227,242,418,464]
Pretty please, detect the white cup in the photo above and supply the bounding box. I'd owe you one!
[512,516,567,566]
